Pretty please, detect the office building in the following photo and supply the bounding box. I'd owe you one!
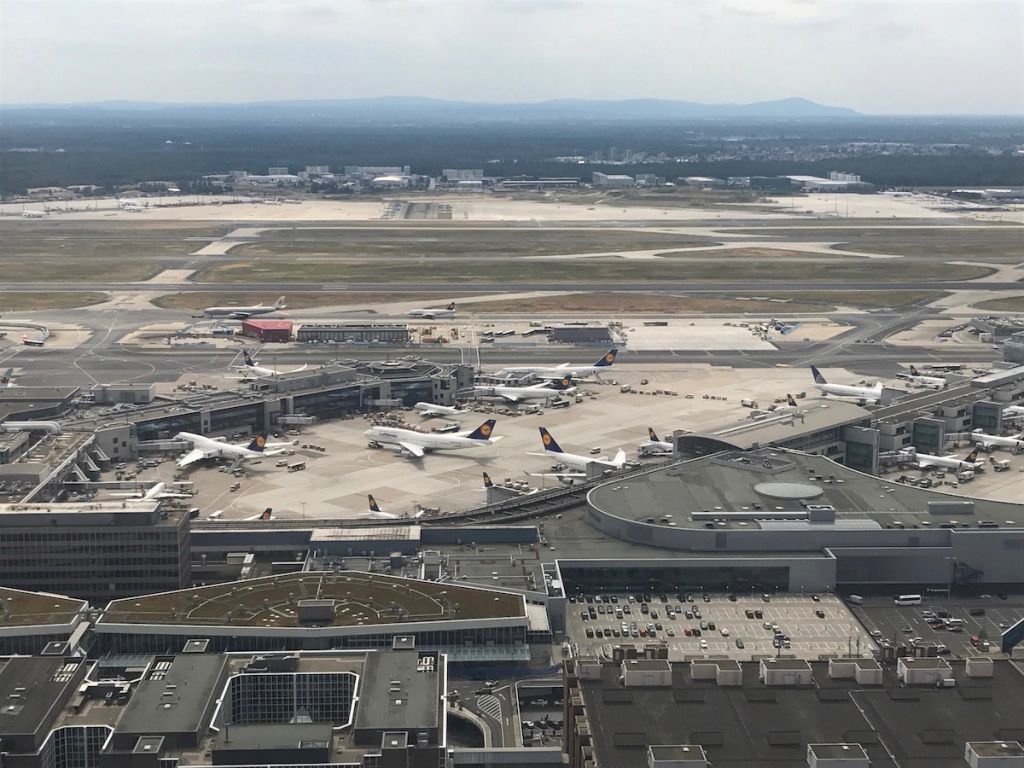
[0,499,190,602]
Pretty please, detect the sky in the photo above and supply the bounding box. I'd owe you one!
[2,0,1022,114]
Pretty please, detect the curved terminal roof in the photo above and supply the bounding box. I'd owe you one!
[101,571,524,628]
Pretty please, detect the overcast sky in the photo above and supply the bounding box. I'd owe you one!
[2,0,1021,114]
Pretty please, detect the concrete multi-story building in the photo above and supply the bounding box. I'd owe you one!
[0,499,190,602]
[0,642,448,768]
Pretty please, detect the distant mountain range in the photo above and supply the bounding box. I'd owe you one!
[2,96,861,122]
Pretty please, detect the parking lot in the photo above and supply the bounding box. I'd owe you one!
[515,681,563,749]
[566,591,874,661]
[848,595,1024,658]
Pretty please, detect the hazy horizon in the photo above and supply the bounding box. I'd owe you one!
[2,0,1022,115]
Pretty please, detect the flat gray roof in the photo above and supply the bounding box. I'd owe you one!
[588,448,1024,530]
[707,398,871,447]
[115,654,227,737]
[214,723,332,749]
[354,650,442,734]
[0,656,83,737]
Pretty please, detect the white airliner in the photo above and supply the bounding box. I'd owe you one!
[1,368,13,388]
[474,375,576,404]
[638,428,674,456]
[365,494,399,520]
[21,210,46,218]
[111,482,193,500]
[1003,406,1024,419]
[364,419,501,459]
[527,427,626,478]
[408,302,456,319]
[414,402,466,418]
[970,429,1024,452]
[173,431,287,468]
[902,365,946,390]
[498,349,619,379]
[204,296,287,320]
[901,447,984,472]
[811,366,883,403]
[231,350,307,378]
[771,319,802,335]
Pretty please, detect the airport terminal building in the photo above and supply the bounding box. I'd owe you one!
[574,447,1024,595]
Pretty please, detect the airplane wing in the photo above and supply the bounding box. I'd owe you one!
[177,448,208,468]
[228,311,253,320]
[915,459,936,469]
[499,393,521,403]
[398,441,425,458]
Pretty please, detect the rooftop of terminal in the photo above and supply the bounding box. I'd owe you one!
[0,585,86,627]
[587,448,1024,531]
[100,571,525,628]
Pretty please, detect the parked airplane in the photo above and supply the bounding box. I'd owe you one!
[527,427,626,479]
[111,482,193,500]
[204,296,286,320]
[771,319,802,335]
[365,494,399,520]
[408,302,456,319]
[638,428,674,456]
[21,210,46,218]
[901,447,984,472]
[0,368,13,388]
[1003,406,1024,418]
[364,419,501,459]
[474,375,576,404]
[231,350,307,379]
[970,429,1024,452]
[811,366,883,403]
[414,402,466,418]
[173,431,287,468]
[902,365,946,390]
[498,349,619,379]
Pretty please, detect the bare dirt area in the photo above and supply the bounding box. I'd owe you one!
[0,292,108,311]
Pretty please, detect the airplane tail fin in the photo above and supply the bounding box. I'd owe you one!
[466,419,497,441]
[594,348,618,368]
[483,472,493,488]
[539,427,563,453]
[274,296,286,308]
[910,364,920,376]
[811,365,827,385]
[787,394,798,407]
[965,449,978,463]
[446,302,456,311]
[549,374,575,391]
[0,368,11,386]
[648,427,660,442]
[368,494,381,513]
[614,448,626,466]
[260,508,272,520]
[243,350,257,367]
[247,432,268,452]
